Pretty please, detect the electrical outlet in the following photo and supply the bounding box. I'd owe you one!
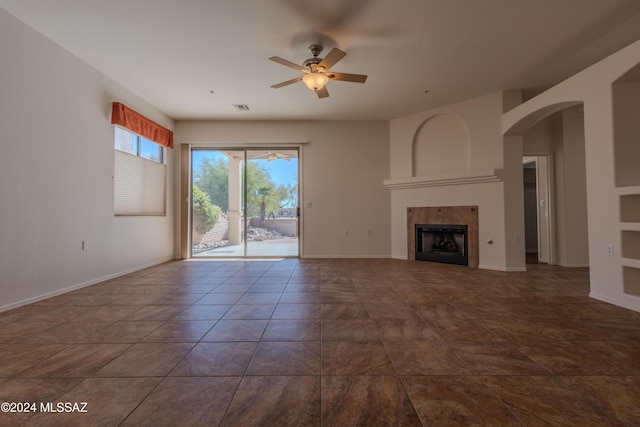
[343,229,349,237]
[606,245,614,256]
[82,240,89,251]
[367,229,373,237]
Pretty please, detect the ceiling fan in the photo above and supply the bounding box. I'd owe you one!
[269,45,367,98]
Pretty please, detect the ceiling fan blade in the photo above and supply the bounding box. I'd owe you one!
[269,56,305,72]
[317,48,346,71]
[327,72,367,83]
[271,76,303,88]
[316,86,329,99]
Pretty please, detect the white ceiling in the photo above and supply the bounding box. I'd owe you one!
[2,0,640,121]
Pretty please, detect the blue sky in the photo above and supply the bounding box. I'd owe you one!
[192,150,298,187]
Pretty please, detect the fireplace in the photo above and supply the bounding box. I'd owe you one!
[415,224,468,266]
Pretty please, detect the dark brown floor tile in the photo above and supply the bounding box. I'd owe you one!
[414,303,468,319]
[246,341,320,375]
[278,292,320,303]
[248,283,287,293]
[429,317,504,343]
[262,319,321,341]
[222,304,276,319]
[3,259,638,427]
[111,293,166,306]
[376,318,443,341]
[321,303,370,319]
[451,341,551,375]
[15,306,94,322]
[25,377,161,427]
[19,321,111,344]
[322,319,381,341]
[564,375,640,426]
[172,304,231,320]
[403,376,522,426]
[201,319,268,341]
[210,283,253,293]
[283,282,321,292]
[0,322,64,344]
[122,377,241,426]
[221,376,320,426]
[81,321,165,343]
[0,344,69,377]
[482,375,625,426]
[194,293,243,305]
[272,303,320,319]
[322,376,421,426]
[365,301,421,319]
[321,291,361,304]
[95,343,193,377]
[170,342,256,376]
[141,320,216,342]
[386,341,473,375]
[518,339,640,375]
[73,306,142,322]
[123,305,188,321]
[236,292,282,305]
[17,343,131,378]
[322,341,395,375]
[149,293,206,305]
[0,378,82,426]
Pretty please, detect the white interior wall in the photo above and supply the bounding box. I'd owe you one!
[557,108,589,267]
[503,39,640,312]
[174,120,391,258]
[0,9,176,311]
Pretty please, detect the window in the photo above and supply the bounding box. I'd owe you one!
[115,127,164,163]
[114,127,166,216]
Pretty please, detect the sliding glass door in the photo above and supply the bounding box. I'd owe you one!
[191,148,299,258]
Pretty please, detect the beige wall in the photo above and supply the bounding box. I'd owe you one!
[388,92,525,271]
[0,9,176,311]
[174,120,391,258]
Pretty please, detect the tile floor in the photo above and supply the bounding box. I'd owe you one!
[1,258,640,426]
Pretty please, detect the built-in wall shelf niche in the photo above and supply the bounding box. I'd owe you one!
[613,65,640,299]
[620,193,640,223]
[623,266,640,296]
[622,231,640,261]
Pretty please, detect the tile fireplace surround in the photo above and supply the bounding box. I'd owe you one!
[408,206,479,268]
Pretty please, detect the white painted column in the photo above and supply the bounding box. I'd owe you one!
[227,156,242,245]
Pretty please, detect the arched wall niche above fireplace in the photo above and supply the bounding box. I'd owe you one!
[412,113,471,177]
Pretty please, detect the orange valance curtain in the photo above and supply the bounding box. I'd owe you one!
[111,102,173,149]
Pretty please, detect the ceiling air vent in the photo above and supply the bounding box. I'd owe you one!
[233,104,250,111]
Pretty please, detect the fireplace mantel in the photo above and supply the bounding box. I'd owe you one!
[384,169,503,190]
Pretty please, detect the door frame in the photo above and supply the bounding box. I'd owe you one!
[180,143,303,259]
[522,154,555,265]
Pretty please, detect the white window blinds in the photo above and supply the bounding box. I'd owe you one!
[114,150,166,216]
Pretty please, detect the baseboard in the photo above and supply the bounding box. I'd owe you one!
[301,255,391,259]
[478,264,507,271]
[0,257,175,313]
[558,263,590,268]
[589,292,640,313]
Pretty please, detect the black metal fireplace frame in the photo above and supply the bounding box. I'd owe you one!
[415,224,469,266]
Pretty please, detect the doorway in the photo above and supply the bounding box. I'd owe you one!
[523,155,553,265]
[190,147,300,258]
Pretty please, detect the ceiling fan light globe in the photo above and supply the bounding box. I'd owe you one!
[302,72,329,91]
